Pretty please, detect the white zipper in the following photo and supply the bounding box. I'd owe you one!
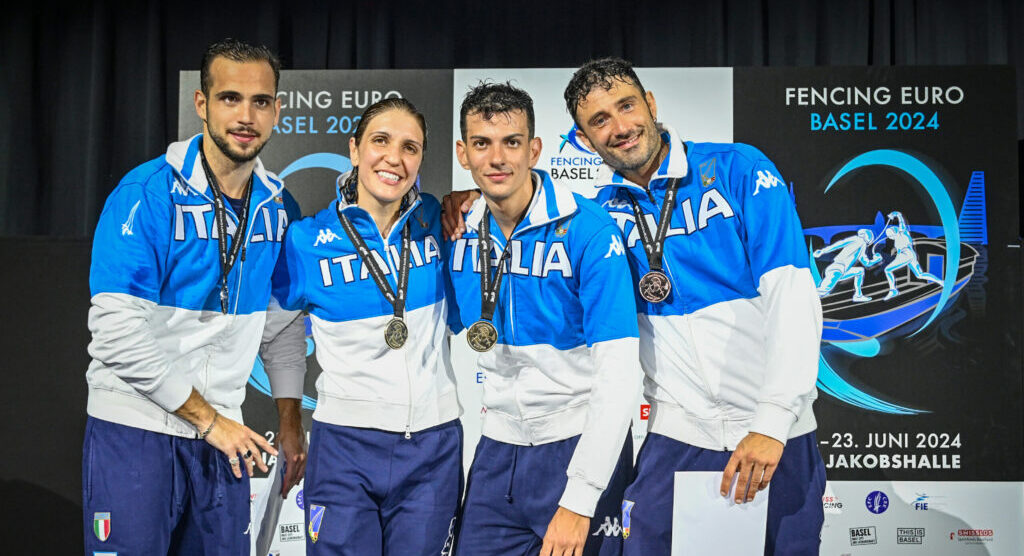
[350,202,419,439]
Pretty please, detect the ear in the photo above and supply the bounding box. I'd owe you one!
[645,90,658,120]
[455,140,470,170]
[528,136,542,168]
[348,137,360,167]
[575,127,594,152]
[194,90,207,124]
[273,96,282,127]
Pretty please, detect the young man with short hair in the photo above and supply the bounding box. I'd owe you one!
[448,82,640,556]
[83,38,307,555]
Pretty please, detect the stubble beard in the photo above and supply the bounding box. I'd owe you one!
[600,124,660,174]
[205,113,268,165]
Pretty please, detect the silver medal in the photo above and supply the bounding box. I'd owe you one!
[638,270,672,303]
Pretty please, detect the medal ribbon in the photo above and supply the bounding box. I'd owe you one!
[477,207,515,323]
[199,143,253,314]
[337,207,411,320]
[625,177,681,273]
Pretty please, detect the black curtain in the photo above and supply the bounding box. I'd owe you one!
[3,0,1023,237]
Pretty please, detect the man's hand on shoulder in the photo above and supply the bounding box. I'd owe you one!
[441,189,480,240]
[541,506,590,556]
[720,432,784,504]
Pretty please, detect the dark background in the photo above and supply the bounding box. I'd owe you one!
[2,0,1023,552]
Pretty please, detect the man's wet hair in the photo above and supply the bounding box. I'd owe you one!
[200,38,281,96]
[563,57,647,123]
[459,81,535,139]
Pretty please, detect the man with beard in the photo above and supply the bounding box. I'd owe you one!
[564,58,825,556]
[442,59,825,555]
[83,39,307,555]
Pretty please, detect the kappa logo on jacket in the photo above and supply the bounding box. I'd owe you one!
[753,170,782,196]
[318,236,441,286]
[608,188,735,249]
[173,203,289,243]
[171,180,192,196]
[604,234,625,258]
[451,238,573,278]
[591,516,623,537]
[314,228,340,246]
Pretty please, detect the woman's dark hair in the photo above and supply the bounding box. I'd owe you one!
[343,97,428,201]
[351,97,427,149]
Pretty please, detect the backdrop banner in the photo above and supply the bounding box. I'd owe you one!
[175,65,1021,556]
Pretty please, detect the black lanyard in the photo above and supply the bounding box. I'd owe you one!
[336,208,411,321]
[477,206,515,323]
[626,177,681,273]
[199,144,253,314]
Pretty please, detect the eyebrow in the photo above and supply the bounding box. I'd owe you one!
[214,90,275,102]
[371,130,423,148]
[588,95,641,125]
[468,133,525,141]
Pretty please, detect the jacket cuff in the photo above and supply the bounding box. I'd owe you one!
[748,402,797,446]
[267,367,305,400]
[558,477,603,518]
[148,373,194,414]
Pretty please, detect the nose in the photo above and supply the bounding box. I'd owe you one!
[239,101,256,125]
[384,142,402,165]
[488,145,506,168]
[610,116,631,138]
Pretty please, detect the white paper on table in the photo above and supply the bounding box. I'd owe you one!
[671,471,769,555]
[250,458,285,556]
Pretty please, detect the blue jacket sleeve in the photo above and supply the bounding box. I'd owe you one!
[90,181,172,301]
[731,146,810,282]
[559,218,641,516]
[731,146,822,444]
[272,220,309,312]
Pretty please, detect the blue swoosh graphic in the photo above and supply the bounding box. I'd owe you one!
[817,353,924,414]
[279,153,352,179]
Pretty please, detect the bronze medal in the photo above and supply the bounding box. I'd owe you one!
[337,202,414,349]
[467,320,498,352]
[384,318,409,349]
[626,178,682,305]
[638,270,672,303]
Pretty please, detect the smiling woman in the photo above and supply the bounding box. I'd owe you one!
[270,97,464,555]
[346,99,427,233]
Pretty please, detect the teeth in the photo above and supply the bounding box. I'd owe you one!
[377,170,401,181]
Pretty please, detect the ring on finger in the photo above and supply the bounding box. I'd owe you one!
[228,457,240,465]
[243,450,253,459]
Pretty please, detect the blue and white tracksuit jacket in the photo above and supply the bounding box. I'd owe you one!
[86,134,307,436]
[272,178,461,435]
[446,170,640,517]
[592,125,822,451]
